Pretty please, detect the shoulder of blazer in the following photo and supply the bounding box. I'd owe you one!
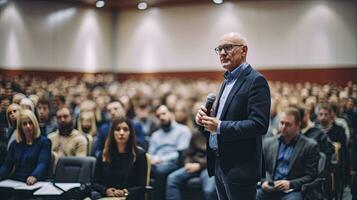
[299,134,318,149]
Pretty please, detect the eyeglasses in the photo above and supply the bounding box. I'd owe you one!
[214,44,245,55]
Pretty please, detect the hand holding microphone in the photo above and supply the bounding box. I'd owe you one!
[196,93,218,132]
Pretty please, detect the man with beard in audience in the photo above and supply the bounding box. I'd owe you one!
[317,103,348,198]
[149,105,192,200]
[299,106,334,170]
[48,107,87,165]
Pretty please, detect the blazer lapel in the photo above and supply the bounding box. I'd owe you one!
[288,136,303,173]
[219,65,252,119]
[271,138,279,175]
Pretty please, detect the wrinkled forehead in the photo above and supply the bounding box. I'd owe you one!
[218,34,242,45]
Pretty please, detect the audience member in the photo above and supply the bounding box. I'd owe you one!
[36,98,57,136]
[149,105,192,200]
[48,107,87,166]
[93,101,144,157]
[257,107,320,200]
[77,111,97,156]
[6,103,22,150]
[92,117,147,199]
[0,110,51,184]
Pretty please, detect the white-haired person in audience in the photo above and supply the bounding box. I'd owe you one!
[92,117,147,199]
[20,97,35,112]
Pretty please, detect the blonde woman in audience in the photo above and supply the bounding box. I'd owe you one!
[77,111,97,156]
[0,110,51,184]
[6,103,22,149]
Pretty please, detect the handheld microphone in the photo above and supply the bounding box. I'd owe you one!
[198,93,217,132]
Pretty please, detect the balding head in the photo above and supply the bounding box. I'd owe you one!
[219,32,248,46]
[217,32,248,72]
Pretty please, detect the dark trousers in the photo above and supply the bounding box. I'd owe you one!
[214,159,256,200]
[151,161,179,200]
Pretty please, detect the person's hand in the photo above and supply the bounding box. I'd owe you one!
[274,180,290,191]
[261,181,274,192]
[26,176,37,185]
[113,189,125,197]
[351,170,356,176]
[184,163,201,173]
[195,105,208,126]
[201,116,220,133]
[106,187,116,197]
[150,157,161,165]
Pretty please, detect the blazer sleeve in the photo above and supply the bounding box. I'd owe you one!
[289,142,320,190]
[0,141,16,180]
[31,138,52,180]
[220,75,271,141]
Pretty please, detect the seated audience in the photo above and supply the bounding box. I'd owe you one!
[149,105,192,200]
[36,98,57,136]
[77,111,97,156]
[93,101,144,157]
[0,110,51,184]
[6,103,22,150]
[166,131,216,200]
[93,117,147,199]
[299,106,334,170]
[48,107,87,166]
[257,107,320,200]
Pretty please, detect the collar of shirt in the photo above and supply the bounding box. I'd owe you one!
[223,62,248,83]
[278,133,300,146]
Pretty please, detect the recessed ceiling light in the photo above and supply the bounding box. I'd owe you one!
[213,0,223,4]
[96,0,105,8]
[138,2,148,10]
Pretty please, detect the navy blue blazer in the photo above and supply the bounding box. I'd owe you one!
[0,136,52,181]
[206,64,270,185]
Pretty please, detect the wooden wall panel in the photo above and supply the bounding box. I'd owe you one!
[1,67,356,86]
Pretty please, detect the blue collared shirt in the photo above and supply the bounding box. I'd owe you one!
[273,134,300,180]
[209,62,249,150]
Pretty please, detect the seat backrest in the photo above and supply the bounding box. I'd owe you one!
[54,156,96,183]
[318,152,326,175]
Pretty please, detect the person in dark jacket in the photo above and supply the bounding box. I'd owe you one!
[0,109,51,184]
[93,117,147,199]
[299,106,334,171]
[257,107,320,200]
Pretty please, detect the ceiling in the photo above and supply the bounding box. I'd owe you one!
[30,0,242,10]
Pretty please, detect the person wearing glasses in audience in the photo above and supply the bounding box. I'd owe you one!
[92,117,147,200]
[196,32,270,200]
[0,110,51,184]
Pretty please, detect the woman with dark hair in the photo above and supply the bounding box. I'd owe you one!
[93,117,147,199]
